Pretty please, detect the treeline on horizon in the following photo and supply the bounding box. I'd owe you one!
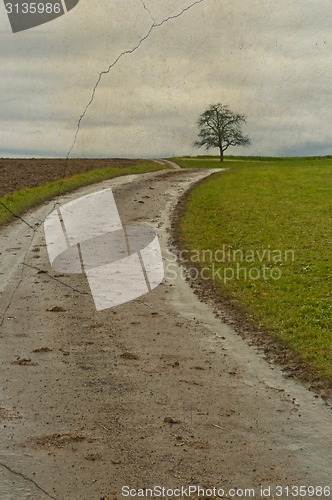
[179,154,332,162]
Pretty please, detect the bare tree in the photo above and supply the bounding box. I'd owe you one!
[194,103,251,162]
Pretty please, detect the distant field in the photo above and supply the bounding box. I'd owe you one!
[172,155,332,168]
[176,157,332,383]
[0,160,168,226]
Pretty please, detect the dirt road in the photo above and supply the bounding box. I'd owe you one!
[0,168,331,499]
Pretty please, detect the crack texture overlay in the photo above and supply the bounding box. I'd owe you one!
[0,0,206,324]
[0,461,58,500]
[67,0,206,158]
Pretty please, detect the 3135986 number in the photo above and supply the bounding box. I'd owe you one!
[5,3,62,15]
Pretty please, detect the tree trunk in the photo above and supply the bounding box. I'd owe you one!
[219,148,224,163]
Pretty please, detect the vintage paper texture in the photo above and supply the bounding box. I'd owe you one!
[1,0,331,158]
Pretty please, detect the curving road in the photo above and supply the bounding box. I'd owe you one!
[0,168,331,499]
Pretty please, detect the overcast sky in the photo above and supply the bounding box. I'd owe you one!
[1,0,332,158]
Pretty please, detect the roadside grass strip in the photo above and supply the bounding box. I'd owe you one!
[0,161,168,226]
[177,157,332,382]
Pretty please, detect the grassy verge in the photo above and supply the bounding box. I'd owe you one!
[177,157,332,382]
[0,161,168,226]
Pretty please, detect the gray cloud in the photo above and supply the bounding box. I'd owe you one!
[1,0,332,157]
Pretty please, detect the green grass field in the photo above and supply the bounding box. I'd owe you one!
[172,155,332,168]
[0,161,167,226]
[176,157,332,382]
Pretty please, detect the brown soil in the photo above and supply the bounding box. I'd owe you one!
[0,158,143,198]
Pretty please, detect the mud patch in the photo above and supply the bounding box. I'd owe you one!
[32,347,53,353]
[11,357,38,366]
[47,306,67,313]
[28,431,85,449]
[120,352,139,360]
[0,407,22,420]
